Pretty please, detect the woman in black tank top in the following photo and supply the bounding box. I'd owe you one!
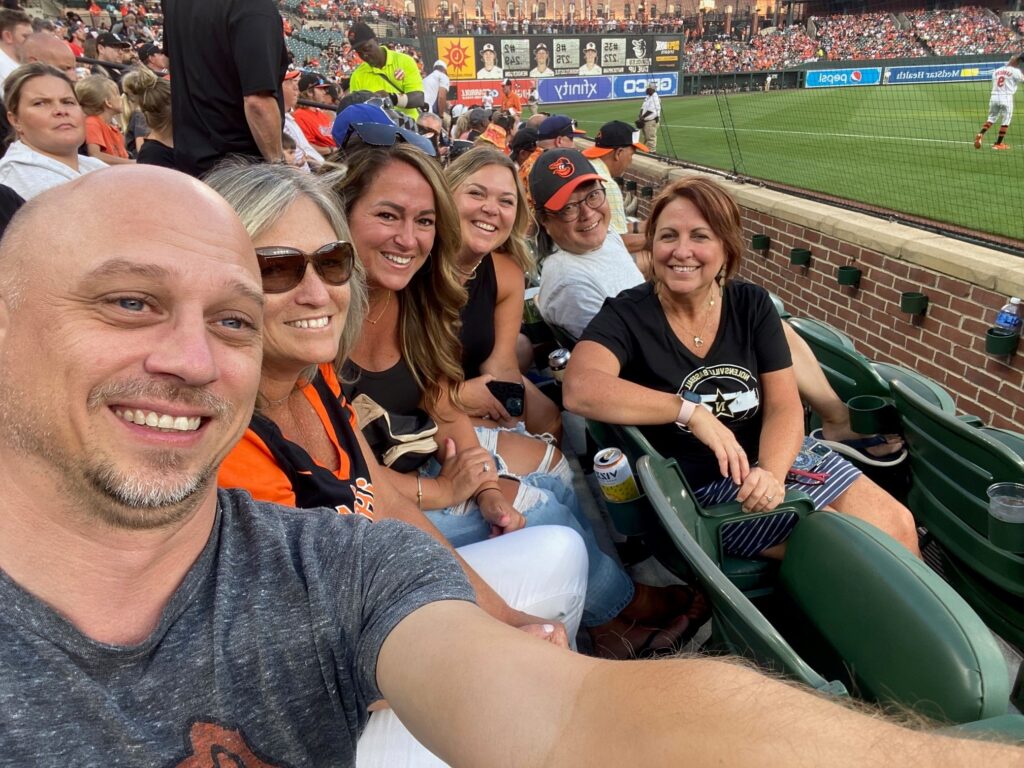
[446,147,562,439]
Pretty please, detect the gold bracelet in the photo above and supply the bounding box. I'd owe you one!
[416,476,423,510]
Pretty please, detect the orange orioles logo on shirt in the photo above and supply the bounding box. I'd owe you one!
[336,477,375,520]
[172,721,287,767]
[548,157,575,178]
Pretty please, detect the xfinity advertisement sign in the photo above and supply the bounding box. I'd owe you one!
[614,72,678,98]
[537,76,613,103]
[536,73,677,103]
[806,67,882,88]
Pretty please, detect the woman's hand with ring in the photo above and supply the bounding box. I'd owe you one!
[735,467,785,514]
[437,438,499,504]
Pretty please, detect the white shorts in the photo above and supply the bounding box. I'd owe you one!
[987,96,1014,126]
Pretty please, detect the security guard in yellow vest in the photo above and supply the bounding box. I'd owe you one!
[347,22,425,120]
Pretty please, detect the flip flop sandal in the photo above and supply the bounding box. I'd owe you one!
[621,583,710,626]
[809,429,908,468]
[635,612,702,659]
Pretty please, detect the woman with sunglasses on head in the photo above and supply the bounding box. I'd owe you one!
[336,144,706,659]
[563,176,920,557]
[212,162,588,767]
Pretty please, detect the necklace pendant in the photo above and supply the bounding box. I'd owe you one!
[693,336,704,347]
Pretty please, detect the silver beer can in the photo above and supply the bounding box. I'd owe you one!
[548,348,571,382]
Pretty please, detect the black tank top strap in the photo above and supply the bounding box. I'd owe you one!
[459,253,498,380]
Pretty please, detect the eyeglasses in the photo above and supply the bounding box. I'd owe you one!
[342,120,437,157]
[254,241,355,293]
[549,186,606,222]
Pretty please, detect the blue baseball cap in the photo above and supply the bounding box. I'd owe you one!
[331,103,395,146]
[537,114,586,141]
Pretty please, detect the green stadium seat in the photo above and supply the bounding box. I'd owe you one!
[586,420,813,594]
[639,454,1012,724]
[787,316,890,403]
[546,323,578,351]
[871,360,958,415]
[635,453,839,690]
[769,292,791,319]
[891,379,1024,652]
[779,511,1009,724]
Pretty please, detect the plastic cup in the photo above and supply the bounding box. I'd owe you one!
[987,482,1024,552]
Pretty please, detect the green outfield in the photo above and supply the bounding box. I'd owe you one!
[563,82,1023,245]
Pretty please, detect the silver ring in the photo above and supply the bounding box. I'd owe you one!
[483,463,491,472]
[766,494,775,502]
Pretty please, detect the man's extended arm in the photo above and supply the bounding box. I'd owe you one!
[379,601,1024,767]
[243,92,284,163]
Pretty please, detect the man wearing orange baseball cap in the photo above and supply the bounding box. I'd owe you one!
[582,120,648,251]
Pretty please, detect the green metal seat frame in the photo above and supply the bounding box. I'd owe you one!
[586,420,814,594]
[891,379,1024,651]
[639,453,1012,724]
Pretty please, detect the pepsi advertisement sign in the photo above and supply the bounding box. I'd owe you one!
[537,76,613,104]
[805,67,882,88]
[613,72,678,98]
[883,62,1001,85]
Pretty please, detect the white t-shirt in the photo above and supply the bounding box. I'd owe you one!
[578,63,603,76]
[0,49,19,98]
[0,141,108,200]
[991,65,1023,98]
[641,92,661,120]
[422,69,450,113]
[537,229,644,338]
[284,112,321,171]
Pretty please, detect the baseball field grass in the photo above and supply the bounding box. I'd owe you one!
[564,82,1023,246]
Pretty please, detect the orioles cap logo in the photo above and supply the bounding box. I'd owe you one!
[549,157,575,178]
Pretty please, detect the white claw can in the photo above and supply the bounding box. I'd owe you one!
[593,447,641,503]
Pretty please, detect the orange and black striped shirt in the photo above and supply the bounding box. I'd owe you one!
[218,364,375,519]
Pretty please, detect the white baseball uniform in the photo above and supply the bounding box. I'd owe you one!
[987,64,1023,125]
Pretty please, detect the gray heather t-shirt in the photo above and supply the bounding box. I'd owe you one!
[0,489,474,766]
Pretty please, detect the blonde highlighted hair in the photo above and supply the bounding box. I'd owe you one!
[74,73,121,126]
[203,160,368,396]
[333,144,467,410]
[444,145,534,273]
[122,66,171,134]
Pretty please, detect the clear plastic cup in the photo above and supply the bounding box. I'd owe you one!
[987,482,1024,523]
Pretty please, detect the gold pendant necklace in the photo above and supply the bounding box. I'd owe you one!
[676,284,718,348]
[367,290,392,324]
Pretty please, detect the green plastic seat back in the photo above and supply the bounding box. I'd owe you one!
[547,323,578,350]
[769,292,791,319]
[637,455,844,694]
[787,317,890,402]
[780,511,1008,724]
[891,379,1024,646]
[872,361,957,414]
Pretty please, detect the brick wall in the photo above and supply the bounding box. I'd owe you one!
[624,168,1024,431]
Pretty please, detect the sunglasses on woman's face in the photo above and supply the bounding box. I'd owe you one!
[254,241,355,294]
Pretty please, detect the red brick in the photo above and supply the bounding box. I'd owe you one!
[937,276,972,298]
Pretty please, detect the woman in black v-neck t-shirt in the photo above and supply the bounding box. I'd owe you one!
[565,177,920,557]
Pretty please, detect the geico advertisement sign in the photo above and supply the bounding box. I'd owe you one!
[613,73,678,97]
[805,67,882,88]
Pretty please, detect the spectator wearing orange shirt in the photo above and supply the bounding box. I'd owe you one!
[499,78,521,114]
[292,71,336,153]
[75,74,133,165]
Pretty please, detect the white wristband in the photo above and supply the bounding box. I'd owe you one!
[395,93,409,109]
[676,398,697,427]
